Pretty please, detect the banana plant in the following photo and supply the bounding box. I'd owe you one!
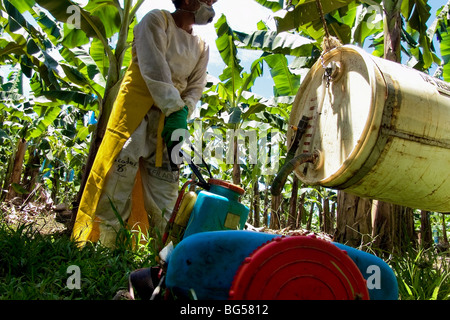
[254,0,355,41]
[0,68,26,200]
[269,0,447,74]
[428,0,450,81]
[0,0,145,222]
[0,1,93,200]
[209,12,308,217]
[204,14,302,186]
[0,63,90,202]
[205,14,266,185]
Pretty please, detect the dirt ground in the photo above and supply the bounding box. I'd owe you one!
[0,194,336,241]
[0,197,69,235]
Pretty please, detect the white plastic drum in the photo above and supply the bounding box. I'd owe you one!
[288,45,450,212]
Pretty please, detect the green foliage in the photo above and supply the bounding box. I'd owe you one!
[0,0,145,203]
[390,246,450,300]
[0,67,92,202]
[275,0,355,34]
[252,0,284,12]
[191,14,298,185]
[0,221,156,299]
[234,28,317,57]
[0,0,103,103]
[264,53,300,96]
[433,2,450,81]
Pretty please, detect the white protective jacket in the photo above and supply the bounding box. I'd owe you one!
[132,9,209,117]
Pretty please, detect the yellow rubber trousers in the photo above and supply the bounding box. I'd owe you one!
[72,61,164,245]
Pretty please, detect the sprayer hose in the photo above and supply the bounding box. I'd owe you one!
[271,153,317,196]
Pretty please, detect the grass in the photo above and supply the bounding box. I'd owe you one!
[1,215,449,300]
[389,246,450,300]
[355,234,450,300]
[0,221,158,300]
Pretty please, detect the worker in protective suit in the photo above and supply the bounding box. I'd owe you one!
[72,0,217,247]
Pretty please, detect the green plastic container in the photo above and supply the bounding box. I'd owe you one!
[183,179,249,238]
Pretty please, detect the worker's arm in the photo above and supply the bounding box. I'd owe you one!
[133,10,186,117]
[181,43,209,117]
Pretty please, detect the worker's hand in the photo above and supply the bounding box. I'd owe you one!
[162,106,189,170]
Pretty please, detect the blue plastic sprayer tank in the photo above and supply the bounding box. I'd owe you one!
[165,231,399,300]
[182,179,249,238]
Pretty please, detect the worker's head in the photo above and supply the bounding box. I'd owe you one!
[173,0,217,8]
[173,0,217,25]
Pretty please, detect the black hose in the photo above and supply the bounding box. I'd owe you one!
[271,153,317,196]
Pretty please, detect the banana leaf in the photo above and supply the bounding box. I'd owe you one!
[40,90,97,107]
[83,0,121,38]
[215,14,244,102]
[29,104,61,138]
[275,0,355,32]
[252,0,284,12]
[405,0,433,68]
[234,29,316,57]
[264,53,300,96]
[440,25,450,82]
[35,0,105,39]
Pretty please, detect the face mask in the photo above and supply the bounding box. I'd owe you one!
[194,1,215,25]
[182,0,215,25]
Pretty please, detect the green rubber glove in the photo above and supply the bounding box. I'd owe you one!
[162,106,189,170]
[161,105,189,149]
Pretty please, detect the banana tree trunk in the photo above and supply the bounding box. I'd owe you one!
[252,178,260,228]
[442,213,448,244]
[322,195,333,235]
[263,176,269,227]
[335,192,372,247]
[5,138,27,201]
[232,135,241,186]
[270,194,282,229]
[370,0,417,254]
[287,175,298,228]
[420,211,432,248]
[297,192,305,228]
[383,0,402,62]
